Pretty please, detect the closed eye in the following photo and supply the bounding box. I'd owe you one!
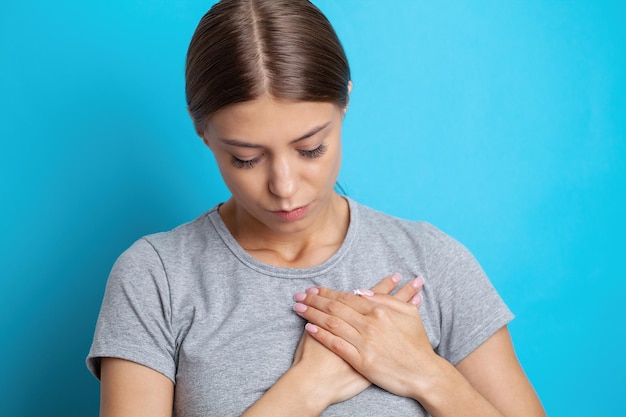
[231,155,261,169]
[299,144,328,159]
[230,144,326,169]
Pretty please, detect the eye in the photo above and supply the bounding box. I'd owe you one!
[299,144,328,159]
[231,155,261,169]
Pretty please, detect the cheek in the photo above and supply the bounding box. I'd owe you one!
[222,170,252,191]
[323,144,342,180]
[334,144,343,170]
[213,151,248,184]
[221,167,267,199]
[308,145,341,179]
[212,156,248,192]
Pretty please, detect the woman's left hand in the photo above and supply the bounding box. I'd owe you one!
[293,283,443,400]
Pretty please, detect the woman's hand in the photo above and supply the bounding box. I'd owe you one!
[291,274,424,404]
[292,279,437,400]
[292,286,547,417]
[290,274,424,407]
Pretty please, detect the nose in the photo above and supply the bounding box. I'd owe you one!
[268,156,298,198]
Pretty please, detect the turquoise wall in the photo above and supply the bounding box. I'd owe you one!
[1,1,624,415]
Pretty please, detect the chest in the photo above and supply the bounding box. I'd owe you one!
[169,269,306,415]
[167,262,438,416]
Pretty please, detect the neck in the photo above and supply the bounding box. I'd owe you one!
[219,194,349,268]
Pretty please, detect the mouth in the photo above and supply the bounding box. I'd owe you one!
[271,205,309,222]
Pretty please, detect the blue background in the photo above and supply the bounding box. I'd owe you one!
[1,1,624,415]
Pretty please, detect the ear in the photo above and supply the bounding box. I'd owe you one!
[344,81,353,114]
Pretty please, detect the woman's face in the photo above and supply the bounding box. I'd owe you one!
[201,95,345,235]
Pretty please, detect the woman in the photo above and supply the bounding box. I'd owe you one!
[87,1,546,416]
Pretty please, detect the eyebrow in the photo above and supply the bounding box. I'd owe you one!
[218,121,332,149]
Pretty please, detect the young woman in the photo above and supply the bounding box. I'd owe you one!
[87,1,546,416]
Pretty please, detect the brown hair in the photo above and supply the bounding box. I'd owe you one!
[185,0,351,133]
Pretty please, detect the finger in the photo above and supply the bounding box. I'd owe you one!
[390,277,424,305]
[369,273,402,295]
[362,290,424,315]
[293,295,363,344]
[306,286,378,315]
[303,288,371,317]
[303,323,360,366]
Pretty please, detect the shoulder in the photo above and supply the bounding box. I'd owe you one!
[112,207,221,278]
[117,207,225,267]
[352,199,459,250]
[350,199,484,288]
[142,208,217,251]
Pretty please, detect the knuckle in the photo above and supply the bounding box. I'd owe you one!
[360,348,377,369]
[370,305,388,320]
[361,321,378,336]
[328,338,345,353]
[336,293,350,304]
[327,299,343,315]
[326,316,343,331]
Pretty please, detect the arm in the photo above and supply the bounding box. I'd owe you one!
[98,274,423,417]
[97,343,327,417]
[403,325,545,416]
[94,239,176,417]
[241,274,423,417]
[295,289,546,417]
[454,326,546,417]
[100,357,174,417]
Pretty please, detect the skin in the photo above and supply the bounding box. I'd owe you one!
[100,274,419,417]
[293,289,546,416]
[99,93,546,416]
[202,94,349,268]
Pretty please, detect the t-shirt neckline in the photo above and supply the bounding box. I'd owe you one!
[207,197,359,279]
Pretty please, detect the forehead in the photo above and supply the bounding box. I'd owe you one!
[207,95,340,143]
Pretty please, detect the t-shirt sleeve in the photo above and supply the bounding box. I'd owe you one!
[86,238,176,383]
[421,224,514,365]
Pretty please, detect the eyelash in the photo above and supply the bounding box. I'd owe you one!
[299,144,328,159]
[230,144,328,169]
[230,156,260,170]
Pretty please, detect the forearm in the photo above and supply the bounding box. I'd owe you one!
[412,356,504,417]
[246,274,416,416]
[241,364,329,417]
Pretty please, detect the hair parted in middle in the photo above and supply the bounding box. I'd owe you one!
[185,0,351,133]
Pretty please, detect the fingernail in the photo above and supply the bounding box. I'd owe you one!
[306,287,320,295]
[293,292,307,302]
[411,293,422,305]
[358,288,375,296]
[391,273,402,283]
[305,323,318,334]
[293,303,308,313]
[412,277,424,289]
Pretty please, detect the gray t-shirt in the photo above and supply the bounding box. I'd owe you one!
[87,198,513,416]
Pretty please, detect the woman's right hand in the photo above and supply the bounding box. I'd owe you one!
[290,273,424,407]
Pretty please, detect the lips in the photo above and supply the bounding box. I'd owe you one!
[272,205,309,222]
